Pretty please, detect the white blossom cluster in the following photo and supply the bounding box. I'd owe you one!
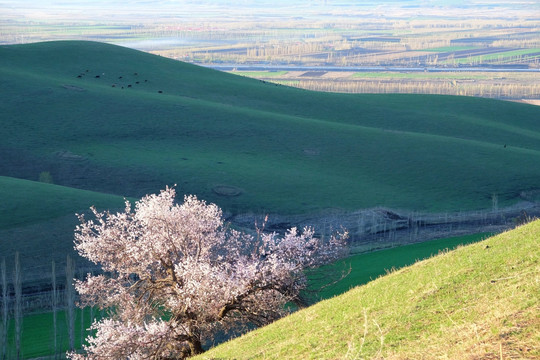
[69,187,347,359]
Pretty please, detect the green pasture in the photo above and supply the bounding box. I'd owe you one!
[352,72,488,80]
[0,176,127,230]
[230,71,289,78]
[447,48,540,64]
[198,221,540,359]
[307,232,490,300]
[0,177,128,286]
[7,232,489,359]
[2,41,540,216]
[4,307,98,359]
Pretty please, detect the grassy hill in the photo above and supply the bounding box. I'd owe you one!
[2,41,540,217]
[0,176,126,230]
[1,41,538,356]
[0,176,127,281]
[197,220,540,359]
[306,232,491,301]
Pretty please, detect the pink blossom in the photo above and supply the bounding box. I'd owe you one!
[69,187,347,359]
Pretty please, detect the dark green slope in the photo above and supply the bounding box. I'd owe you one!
[0,175,127,230]
[0,176,127,283]
[2,41,540,215]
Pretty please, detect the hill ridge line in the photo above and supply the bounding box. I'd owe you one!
[155,92,540,153]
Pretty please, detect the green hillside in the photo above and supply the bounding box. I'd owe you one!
[0,176,126,230]
[307,232,491,301]
[197,220,540,359]
[0,176,126,280]
[1,41,538,357]
[2,41,540,216]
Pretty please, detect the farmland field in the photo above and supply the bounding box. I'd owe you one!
[4,308,97,359]
[308,233,492,300]
[446,48,540,65]
[228,68,540,98]
[1,1,539,99]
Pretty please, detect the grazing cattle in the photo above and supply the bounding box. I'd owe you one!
[95,75,100,78]
[128,84,132,88]
[158,90,163,93]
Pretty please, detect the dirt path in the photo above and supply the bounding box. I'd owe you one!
[229,201,540,254]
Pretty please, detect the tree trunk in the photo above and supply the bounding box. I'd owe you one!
[1,258,7,360]
[52,261,58,359]
[14,252,22,360]
[66,255,75,351]
[188,338,204,356]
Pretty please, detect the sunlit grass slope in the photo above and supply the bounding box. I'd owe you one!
[198,220,540,359]
[307,232,491,300]
[2,41,540,215]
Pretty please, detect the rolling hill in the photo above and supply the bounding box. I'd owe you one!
[1,40,540,289]
[1,40,539,358]
[2,41,540,216]
[0,176,127,283]
[196,219,540,359]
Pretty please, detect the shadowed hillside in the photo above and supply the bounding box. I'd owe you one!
[0,176,127,285]
[2,41,540,216]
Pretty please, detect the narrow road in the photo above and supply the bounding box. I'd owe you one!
[203,64,540,73]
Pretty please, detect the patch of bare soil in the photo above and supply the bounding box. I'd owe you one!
[229,202,540,255]
[519,99,540,106]
[61,84,85,91]
[212,185,243,197]
[54,150,87,161]
[322,71,356,79]
[303,149,320,156]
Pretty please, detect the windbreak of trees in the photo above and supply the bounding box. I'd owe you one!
[273,78,540,99]
[0,254,96,360]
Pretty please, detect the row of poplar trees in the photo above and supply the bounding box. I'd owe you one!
[0,254,82,360]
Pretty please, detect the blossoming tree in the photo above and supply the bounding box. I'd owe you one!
[69,187,347,359]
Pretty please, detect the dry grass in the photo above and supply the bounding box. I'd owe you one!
[518,99,540,106]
